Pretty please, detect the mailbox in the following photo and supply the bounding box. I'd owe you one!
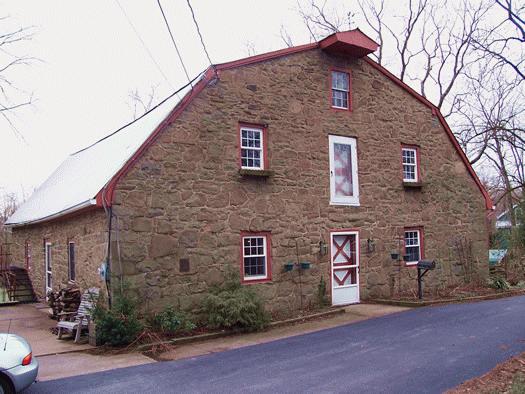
[417,260,436,270]
[416,260,437,300]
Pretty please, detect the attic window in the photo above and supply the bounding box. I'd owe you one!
[402,146,420,182]
[239,123,267,170]
[331,70,350,110]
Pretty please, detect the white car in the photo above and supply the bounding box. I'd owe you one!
[0,333,38,393]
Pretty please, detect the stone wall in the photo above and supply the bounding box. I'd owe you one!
[111,49,489,317]
[10,209,108,299]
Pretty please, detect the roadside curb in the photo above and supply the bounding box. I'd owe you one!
[369,289,525,307]
[136,307,346,352]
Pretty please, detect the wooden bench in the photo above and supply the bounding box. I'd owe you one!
[57,287,99,343]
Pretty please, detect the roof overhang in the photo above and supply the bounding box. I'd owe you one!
[319,29,379,58]
[6,199,98,228]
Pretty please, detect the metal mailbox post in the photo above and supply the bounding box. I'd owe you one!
[416,260,436,300]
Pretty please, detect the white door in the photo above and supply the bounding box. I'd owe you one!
[45,242,52,296]
[331,231,360,305]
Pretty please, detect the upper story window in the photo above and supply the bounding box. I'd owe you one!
[402,146,419,182]
[404,229,423,265]
[241,233,271,283]
[68,241,76,281]
[329,135,359,206]
[240,124,266,170]
[331,70,350,110]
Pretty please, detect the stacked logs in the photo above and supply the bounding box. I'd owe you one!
[47,282,81,320]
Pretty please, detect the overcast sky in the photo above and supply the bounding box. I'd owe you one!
[2,0,319,201]
[0,1,507,204]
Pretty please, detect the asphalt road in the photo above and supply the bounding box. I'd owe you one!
[27,295,525,394]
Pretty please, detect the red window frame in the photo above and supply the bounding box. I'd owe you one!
[240,231,272,284]
[24,241,31,270]
[238,122,269,170]
[330,68,352,112]
[401,144,421,182]
[403,227,425,266]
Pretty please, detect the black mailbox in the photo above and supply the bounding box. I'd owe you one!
[417,260,436,270]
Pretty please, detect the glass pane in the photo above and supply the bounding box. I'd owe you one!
[403,164,416,180]
[332,90,348,108]
[332,234,356,264]
[402,149,415,164]
[333,267,357,287]
[406,246,420,262]
[244,256,266,276]
[332,71,349,90]
[333,143,353,197]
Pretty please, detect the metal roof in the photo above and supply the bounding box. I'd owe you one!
[6,95,179,227]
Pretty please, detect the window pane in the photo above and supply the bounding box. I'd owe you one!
[333,143,353,197]
[405,231,420,262]
[403,164,416,180]
[332,71,349,90]
[332,90,349,109]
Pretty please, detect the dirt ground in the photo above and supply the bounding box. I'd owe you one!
[449,351,525,393]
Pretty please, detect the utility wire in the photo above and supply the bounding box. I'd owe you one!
[73,71,204,155]
[114,0,177,93]
[156,0,193,87]
[186,0,216,75]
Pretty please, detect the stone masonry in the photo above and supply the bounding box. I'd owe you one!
[10,209,107,300]
[108,48,489,317]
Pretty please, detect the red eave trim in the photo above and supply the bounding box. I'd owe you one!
[102,67,216,206]
[363,57,493,210]
[215,43,319,71]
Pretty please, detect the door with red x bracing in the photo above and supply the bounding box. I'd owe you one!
[331,231,359,305]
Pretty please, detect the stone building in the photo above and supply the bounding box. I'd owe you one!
[6,30,493,316]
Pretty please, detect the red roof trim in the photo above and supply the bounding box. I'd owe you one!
[102,67,216,206]
[363,57,493,210]
[101,35,492,211]
[215,42,319,71]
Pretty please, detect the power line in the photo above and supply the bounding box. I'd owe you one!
[156,0,193,87]
[114,0,176,92]
[186,0,216,75]
[73,70,204,155]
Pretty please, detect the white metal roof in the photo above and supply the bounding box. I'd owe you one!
[6,95,179,227]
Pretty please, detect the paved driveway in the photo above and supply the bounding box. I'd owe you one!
[27,296,525,393]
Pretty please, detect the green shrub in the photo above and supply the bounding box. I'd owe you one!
[149,305,196,334]
[510,373,525,394]
[202,271,269,332]
[93,292,143,347]
[488,277,511,291]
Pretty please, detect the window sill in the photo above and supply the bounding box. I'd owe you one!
[239,168,274,177]
[241,277,271,284]
[403,181,423,189]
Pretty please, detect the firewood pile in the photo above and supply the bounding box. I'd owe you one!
[47,282,81,320]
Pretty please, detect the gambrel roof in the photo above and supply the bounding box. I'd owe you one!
[7,29,492,227]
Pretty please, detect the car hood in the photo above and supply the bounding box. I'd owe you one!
[0,333,32,370]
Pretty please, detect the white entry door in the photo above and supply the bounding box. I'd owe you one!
[45,242,52,296]
[331,231,360,305]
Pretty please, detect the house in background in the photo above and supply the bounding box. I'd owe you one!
[5,29,493,315]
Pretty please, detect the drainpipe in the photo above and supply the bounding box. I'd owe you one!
[101,187,112,309]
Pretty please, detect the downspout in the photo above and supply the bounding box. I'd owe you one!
[101,188,112,309]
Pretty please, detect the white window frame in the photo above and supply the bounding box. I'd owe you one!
[242,235,268,281]
[45,242,52,295]
[402,147,419,182]
[68,241,76,281]
[331,71,350,109]
[329,135,360,206]
[240,126,264,170]
[404,230,421,265]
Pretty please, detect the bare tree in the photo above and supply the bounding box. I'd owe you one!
[127,85,158,119]
[474,0,525,80]
[0,17,34,137]
[0,192,18,233]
